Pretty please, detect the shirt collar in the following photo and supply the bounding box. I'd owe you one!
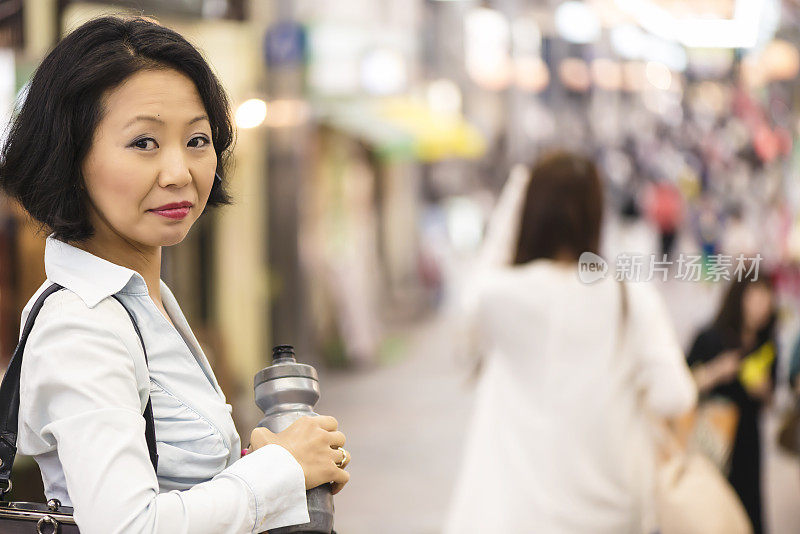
[44,233,150,308]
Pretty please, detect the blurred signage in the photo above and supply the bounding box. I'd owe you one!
[263,21,306,67]
[616,0,775,48]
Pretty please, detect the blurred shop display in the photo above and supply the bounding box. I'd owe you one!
[301,100,486,366]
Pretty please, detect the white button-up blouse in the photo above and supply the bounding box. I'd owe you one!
[15,235,310,533]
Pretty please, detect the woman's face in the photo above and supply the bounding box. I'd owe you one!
[81,68,217,250]
[742,283,774,332]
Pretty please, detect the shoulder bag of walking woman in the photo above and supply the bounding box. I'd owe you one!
[0,283,158,533]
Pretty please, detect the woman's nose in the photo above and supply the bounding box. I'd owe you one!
[158,151,192,188]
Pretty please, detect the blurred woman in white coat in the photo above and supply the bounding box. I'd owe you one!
[443,152,697,533]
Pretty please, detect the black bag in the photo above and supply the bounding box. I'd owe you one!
[0,283,157,533]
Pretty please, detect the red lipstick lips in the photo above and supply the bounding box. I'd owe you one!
[148,201,192,220]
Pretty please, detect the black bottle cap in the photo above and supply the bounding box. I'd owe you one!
[255,344,318,386]
[272,344,296,363]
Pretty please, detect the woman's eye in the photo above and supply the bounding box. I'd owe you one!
[132,138,157,150]
[188,136,211,148]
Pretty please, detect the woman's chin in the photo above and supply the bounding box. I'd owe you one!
[140,225,191,248]
[160,229,190,247]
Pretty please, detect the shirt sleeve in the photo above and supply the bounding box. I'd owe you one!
[627,283,698,417]
[19,292,309,534]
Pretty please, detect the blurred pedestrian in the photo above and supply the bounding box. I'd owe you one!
[444,151,697,533]
[643,180,684,261]
[686,274,777,534]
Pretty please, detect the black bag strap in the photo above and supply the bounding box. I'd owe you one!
[109,295,158,474]
[0,283,158,493]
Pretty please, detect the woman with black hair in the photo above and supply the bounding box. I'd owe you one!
[687,275,777,534]
[0,15,349,533]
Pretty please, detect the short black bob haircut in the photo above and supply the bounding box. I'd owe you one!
[0,15,235,243]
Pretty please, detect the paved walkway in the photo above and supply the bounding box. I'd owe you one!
[316,312,473,534]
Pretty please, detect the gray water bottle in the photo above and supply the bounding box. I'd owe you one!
[254,345,335,534]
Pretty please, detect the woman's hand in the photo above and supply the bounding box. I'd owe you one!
[247,415,350,494]
[693,350,741,392]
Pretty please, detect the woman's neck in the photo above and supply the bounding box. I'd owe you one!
[70,233,163,303]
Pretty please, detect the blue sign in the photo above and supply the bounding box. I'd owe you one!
[263,21,306,67]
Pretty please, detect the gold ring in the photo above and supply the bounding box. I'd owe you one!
[336,447,349,468]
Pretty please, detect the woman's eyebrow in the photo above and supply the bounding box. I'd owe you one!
[123,114,209,128]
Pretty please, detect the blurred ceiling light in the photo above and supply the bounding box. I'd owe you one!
[643,36,687,72]
[591,58,623,91]
[645,62,672,91]
[465,7,512,90]
[611,24,687,71]
[465,7,508,39]
[558,58,591,93]
[427,79,462,116]
[360,48,407,95]
[610,25,646,60]
[515,56,550,93]
[761,40,800,81]
[235,98,267,129]
[263,99,310,128]
[615,0,769,49]
[555,1,601,44]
